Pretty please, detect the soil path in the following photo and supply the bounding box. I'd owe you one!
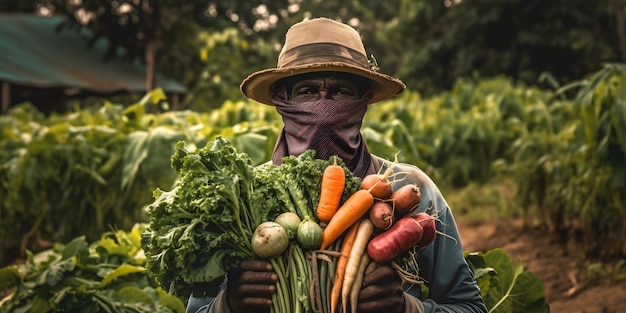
[456,217,626,313]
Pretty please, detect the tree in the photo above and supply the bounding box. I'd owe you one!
[384,0,622,95]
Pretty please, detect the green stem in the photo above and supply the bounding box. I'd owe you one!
[293,246,313,313]
[288,249,302,313]
[271,258,289,313]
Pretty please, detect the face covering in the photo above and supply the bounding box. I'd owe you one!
[271,85,376,178]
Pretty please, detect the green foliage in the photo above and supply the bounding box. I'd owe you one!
[386,0,620,96]
[494,63,626,257]
[0,90,281,266]
[466,249,549,313]
[0,224,185,313]
[186,28,277,111]
[141,137,361,300]
[364,76,553,188]
[14,0,620,109]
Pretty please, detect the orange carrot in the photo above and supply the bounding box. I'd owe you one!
[330,221,360,313]
[320,188,375,250]
[316,156,346,223]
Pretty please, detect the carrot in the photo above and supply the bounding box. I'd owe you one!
[367,215,424,264]
[316,156,346,223]
[341,219,374,313]
[349,253,371,313]
[320,189,375,250]
[330,221,360,313]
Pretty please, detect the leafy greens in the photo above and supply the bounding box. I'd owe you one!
[141,136,360,299]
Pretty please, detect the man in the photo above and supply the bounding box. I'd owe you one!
[187,17,487,313]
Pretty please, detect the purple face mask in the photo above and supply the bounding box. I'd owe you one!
[271,85,376,178]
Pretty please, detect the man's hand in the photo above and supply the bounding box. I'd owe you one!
[357,262,405,313]
[225,259,278,313]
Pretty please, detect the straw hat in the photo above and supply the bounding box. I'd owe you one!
[240,18,406,105]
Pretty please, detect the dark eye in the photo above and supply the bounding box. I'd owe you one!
[336,87,356,96]
[294,87,315,95]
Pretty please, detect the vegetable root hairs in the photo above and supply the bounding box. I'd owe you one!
[421,205,458,245]
[391,256,427,285]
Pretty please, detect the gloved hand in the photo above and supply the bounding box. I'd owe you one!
[225,259,278,313]
[357,262,405,313]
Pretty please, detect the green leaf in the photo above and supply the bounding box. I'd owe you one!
[0,266,20,291]
[114,286,153,304]
[101,264,146,287]
[156,288,186,313]
[472,248,549,313]
[611,96,626,156]
[122,130,149,190]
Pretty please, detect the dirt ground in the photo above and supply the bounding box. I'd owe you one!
[456,217,626,313]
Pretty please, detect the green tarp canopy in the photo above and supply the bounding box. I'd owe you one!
[0,14,187,95]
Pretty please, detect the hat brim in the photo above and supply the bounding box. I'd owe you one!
[240,62,406,106]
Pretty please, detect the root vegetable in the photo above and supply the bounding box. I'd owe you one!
[366,216,424,264]
[330,222,360,313]
[341,219,374,313]
[368,201,394,230]
[251,222,289,259]
[275,212,302,239]
[389,184,421,216]
[316,156,346,223]
[320,189,375,250]
[360,173,393,199]
[414,212,436,247]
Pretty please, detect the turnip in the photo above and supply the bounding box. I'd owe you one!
[251,221,289,259]
[369,201,394,230]
[366,215,424,264]
[389,184,421,216]
[275,212,301,240]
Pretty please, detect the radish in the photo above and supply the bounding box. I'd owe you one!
[414,212,436,247]
[368,201,394,230]
[366,215,424,264]
[389,184,421,216]
[251,221,289,259]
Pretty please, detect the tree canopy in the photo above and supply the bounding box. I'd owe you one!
[1,0,623,109]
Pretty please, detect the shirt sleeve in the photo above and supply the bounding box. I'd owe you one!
[185,291,230,313]
[387,161,488,313]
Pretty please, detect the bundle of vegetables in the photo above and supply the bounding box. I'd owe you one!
[140,136,361,306]
[142,136,439,313]
[314,164,439,313]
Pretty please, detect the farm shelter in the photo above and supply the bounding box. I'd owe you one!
[0,14,187,115]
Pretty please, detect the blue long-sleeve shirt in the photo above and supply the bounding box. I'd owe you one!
[186,156,487,313]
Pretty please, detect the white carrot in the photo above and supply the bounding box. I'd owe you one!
[341,218,374,313]
[350,253,371,313]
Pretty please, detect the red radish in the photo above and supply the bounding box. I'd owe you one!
[366,215,424,264]
[414,212,436,247]
[368,201,394,230]
[389,184,421,216]
[360,173,393,199]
